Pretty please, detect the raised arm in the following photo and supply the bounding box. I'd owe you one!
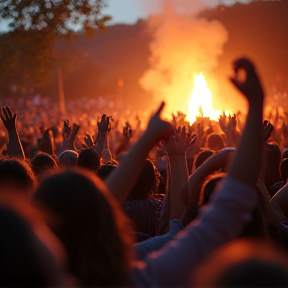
[94,114,113,162]
[0,107,25,159]
[228,58,264,187]
[62,120,80,152]
[106,102,173,203]
[166,127,196,219]
[38,128,55,156]
[219,113,237,147]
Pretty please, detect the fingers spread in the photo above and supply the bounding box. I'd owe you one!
[0,108,5,122]
[2,107,10,120]
[6,107,13,118]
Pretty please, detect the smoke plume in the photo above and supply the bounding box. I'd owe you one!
[139,0,231,116]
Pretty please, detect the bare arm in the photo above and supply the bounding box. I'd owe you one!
[105,102,173,203]
[0,107,25,159]
[227,58,264,187]
[167,128,196,219]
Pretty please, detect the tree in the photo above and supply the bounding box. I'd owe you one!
[0,0,111,97]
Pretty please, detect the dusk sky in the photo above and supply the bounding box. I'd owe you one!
[104,0,256,25]
[104,0,150,25]
[0,0,263,31]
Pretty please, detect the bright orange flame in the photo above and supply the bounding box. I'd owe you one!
[186,73,230,124]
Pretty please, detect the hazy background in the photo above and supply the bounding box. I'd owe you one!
[1,0,287,115]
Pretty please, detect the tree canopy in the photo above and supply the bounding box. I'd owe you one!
[0,0,111,97]
[0,0,111,36]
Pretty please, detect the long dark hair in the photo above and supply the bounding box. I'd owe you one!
[34,169,133,287]
[128,159,159,200]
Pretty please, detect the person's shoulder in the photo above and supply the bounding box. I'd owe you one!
[148,197,162,208]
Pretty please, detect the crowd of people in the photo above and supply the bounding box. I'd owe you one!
[1,58,288,287]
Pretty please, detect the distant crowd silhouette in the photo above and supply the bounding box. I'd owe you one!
[1,58,288,287]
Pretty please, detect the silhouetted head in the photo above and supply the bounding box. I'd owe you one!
[128,159,159,200]
[77,148,100,172]
[192,239,288,288]
[32,153,58,177]
[97,164,117,180]
[58,150,78,167]
[200,174,224,205]
[33,169,133,287]
[207,133,225,152]
[194,149,214,171]
[0,206,61,287]
[0,158,37,196]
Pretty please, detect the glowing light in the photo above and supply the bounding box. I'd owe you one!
[186,73,230,124]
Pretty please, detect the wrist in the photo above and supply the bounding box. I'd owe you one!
[248,97,264,108]
[7,127,17,133]
[97,131,108,137]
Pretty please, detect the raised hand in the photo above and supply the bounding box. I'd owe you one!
[224,114,238,147]
[230,58,264,102]
[0,107,16,131]
[186,122,204,160]
[0,107,24,159]
[172,113,177,128]
[123,125,132,140]
[263,120,273,142]
[97,114,112,134]
[63,120,71,140]
[94,114,112,156]
[236,111,244,132]
[218,112,227,133]
[84,133,94,148]
[70,123,80,143]
[166,126,196,156]
[146,102,174,142]
[62,120,80,151]
[227,114,237,131]
[38,128,54,155]
[228,57,264,187]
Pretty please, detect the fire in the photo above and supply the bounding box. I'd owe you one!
[186,73,229,124]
